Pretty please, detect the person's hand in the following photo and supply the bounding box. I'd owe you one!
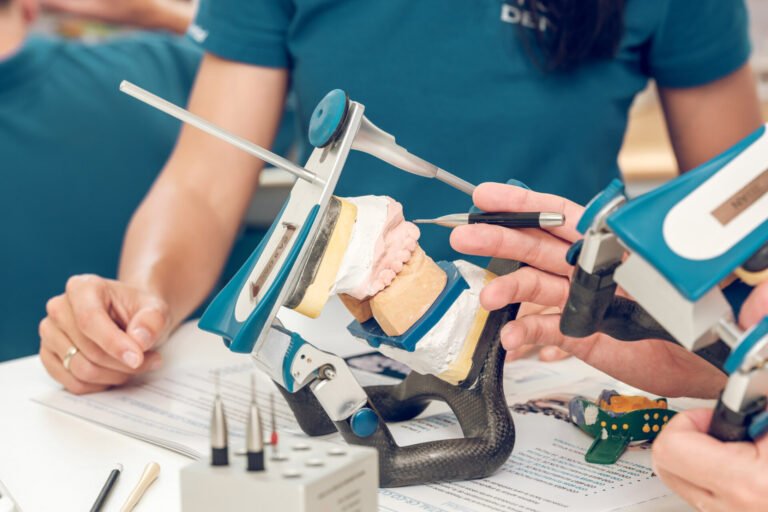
[653,408,768,511]
[505,303,570,362]
[41,0,193,35]
[653,281,768,510]
[740,280,768,330]
[450,182,726,398]
[39,274,171,394]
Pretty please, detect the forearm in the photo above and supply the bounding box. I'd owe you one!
[661,64,763,172]
[118,54,287,329]
[40,0,194,35]
[145,0,193,34]
[118,173,252,329]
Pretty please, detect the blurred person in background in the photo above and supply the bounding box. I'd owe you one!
[1,0,294,363]
[39,0,192,34]
[0,0,194,362]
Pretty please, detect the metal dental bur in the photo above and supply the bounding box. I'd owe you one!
[119,81,323,186]
[246,374,265,472]
[414,211,565,229]
[210,371,229,466]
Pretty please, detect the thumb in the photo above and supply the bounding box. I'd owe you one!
[127,299,171,351]
[739,280,768,329]
[671,408,714,434]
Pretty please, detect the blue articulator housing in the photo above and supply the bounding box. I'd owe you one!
[347,262,468,352]
[199,204,319,354]
[606,125,767,302]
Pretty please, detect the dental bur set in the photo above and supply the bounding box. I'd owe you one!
[125,84,520,487]
[180,374,378,512]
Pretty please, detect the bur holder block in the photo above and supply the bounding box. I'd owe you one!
[180,436,378,512]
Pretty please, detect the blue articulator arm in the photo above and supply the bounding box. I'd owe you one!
[562,125,768,371]
[606,125,767,303]
[198,204,319,354]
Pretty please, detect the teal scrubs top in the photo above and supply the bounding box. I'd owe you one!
[0,33,200,361]
[190,0,750,263]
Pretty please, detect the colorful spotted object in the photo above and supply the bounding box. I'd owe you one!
[569,389,677,464]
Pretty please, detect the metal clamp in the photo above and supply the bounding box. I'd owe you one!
[288,343,369,422]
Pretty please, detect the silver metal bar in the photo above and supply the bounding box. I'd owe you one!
[435,168,476,196]
[119,81,323,186]
[352,116,476,196]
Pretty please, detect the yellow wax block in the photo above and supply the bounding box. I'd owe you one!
[294,197,358,318]
[437,270,496,386]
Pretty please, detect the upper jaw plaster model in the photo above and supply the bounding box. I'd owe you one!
[332,196,420,300]
[286,195,494,385]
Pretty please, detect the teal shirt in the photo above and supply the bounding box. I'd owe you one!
[0,34,200,361]
[190,0,750,262]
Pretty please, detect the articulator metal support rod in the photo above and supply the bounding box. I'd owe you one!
[119,81,323,186]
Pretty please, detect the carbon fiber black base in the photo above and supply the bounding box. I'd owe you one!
[278,305,518,487]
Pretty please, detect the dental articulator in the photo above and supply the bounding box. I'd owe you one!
[121,82,526,486]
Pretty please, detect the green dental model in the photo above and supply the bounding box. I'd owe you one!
[569,390,677,465]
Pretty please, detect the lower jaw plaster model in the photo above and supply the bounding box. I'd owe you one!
[286,195,494,385]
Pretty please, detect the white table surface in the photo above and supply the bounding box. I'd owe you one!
[0,298,691,511]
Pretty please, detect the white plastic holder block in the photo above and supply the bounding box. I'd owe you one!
[181,435,378,512]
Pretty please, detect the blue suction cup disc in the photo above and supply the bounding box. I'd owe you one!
[308,89,349,148]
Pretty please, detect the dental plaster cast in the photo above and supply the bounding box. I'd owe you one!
[332,196,420,300]
[376,260,490,380]
[368,246,447,336]
[288,193,492,384]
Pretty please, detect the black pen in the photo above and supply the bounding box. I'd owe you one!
[89,463,122,512]
[413,212,564,229]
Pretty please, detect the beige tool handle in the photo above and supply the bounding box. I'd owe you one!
[120,462,160,512]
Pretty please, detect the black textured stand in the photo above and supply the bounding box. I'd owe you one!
[278,304,518,487]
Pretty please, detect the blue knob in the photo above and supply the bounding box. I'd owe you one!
[565,240,584,266]
[308,89,348,148]
[577,178,625,234]
[749,411,768,440]
[349,408,379,438]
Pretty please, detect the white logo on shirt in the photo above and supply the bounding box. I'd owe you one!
[188,24,209,43]
[501,1,552,32]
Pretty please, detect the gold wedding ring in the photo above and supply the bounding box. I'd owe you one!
[62,346,79,372]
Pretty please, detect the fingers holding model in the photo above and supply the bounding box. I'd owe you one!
[38,274,168,394]
[449,181,579,353]
[652,408,768,511]
[650,283,768,511]
[449,181,727,398]
[740,280,768,329]
[449,182,580,362]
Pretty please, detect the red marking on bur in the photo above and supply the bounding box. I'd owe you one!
[271,432,278,446]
